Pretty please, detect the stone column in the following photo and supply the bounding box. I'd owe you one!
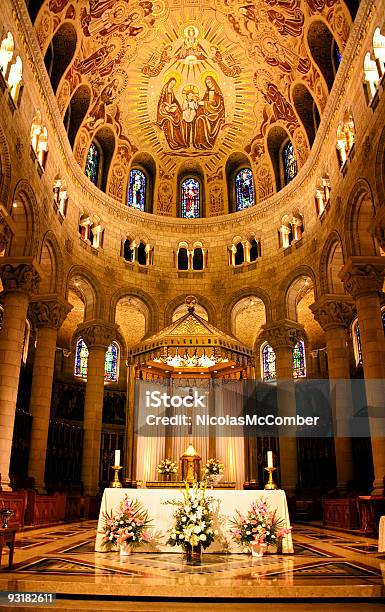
[0,259,41,490]
[259,319,304,495]
[340,257,385,494]
[27,296,72,492]
[310,295,356,492]
[125,361,137,482]
[79,320,117,496]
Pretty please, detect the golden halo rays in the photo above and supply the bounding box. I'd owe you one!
[200,69,219,85]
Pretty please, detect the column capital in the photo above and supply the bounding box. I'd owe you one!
[259,319,304,350]
[77,319,118,349]
[310,294,356,331]
[339,256,385,299]
[0,257,42,295]
[28,295,73,330]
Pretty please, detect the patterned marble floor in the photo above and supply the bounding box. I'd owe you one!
[0,520,385,607]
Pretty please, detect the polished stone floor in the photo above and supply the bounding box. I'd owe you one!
[0,520,384,609]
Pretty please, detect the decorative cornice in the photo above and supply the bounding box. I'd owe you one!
[28,295,72,329]
[259,319,305,350]
[0,257,42,294]
[76,320,118,349]
[310,294,356,330]
[339,257,385,299]
[9,0,375,233]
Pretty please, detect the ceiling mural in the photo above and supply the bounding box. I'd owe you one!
[34,0,352,208]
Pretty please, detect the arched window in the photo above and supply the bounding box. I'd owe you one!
[292,340,306,378]
[22,319,31,364]
[177,246,189,270]
[128,169,146,211]
[292,83,320,147]
[262,343,276,382]
[123,239,134,262]
[74,337,89,378]
[8,56,23,104]
[283,142,297,185]
[181,177,201,218]
[353,312,385,366]
[137,241,147,266]
[235,168,255,211]
[64,85,91,148]
[0,32,14,78]
[307,22,341,92]
[104,342,119,382]
[373,27,385,75]
[336,114,355,167]
[192,247,204,270]
[315,175,331,216]
[249,238,259,262]
[85,142,100,185]
[363,52,380,103]
[44,23,77,94]
[234,242,244,266]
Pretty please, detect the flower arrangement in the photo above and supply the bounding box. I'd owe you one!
[203,458,224,477]
[230,498,292,548]
[157,458,178,474]
[166,482,216,555]
[100,495,152,550]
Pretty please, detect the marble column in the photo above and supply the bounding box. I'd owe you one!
[259,319,304,495]
[340,257,385,494]
[27,296,72,492]
[79,320,117,496]
[0,259,41,490]
[310,295,356,492]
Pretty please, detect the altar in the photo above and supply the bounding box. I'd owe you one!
[95,488,294,553]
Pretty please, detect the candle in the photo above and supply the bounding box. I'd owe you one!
[267,451,273,468]
[114,450,120,466]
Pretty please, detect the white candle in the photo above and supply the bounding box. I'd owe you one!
[114,450,120,466]
[267,451,273,468]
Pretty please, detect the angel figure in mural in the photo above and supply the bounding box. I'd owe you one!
[73,44,115,75]
[176,25,206,63]
[81,0,146,37]
[156,77,186,150]
[193,76,225,150]
[84,79,118,130]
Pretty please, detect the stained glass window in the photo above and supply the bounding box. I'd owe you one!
[85,142,100,185]
[292,340,306,379]
[355,323,363,366]
[262,343,276,382]
[75,337,89,378]
[333,41,342,71]
[355,313,385,366]
[128,169,146,211]
[235,168,255,211]
[181,177,200,218]
[104,343,119,382]
[283,142,297,185]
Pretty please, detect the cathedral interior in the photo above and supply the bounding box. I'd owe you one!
[1,0,385,609]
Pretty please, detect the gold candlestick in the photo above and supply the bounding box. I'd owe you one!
[264,466,278,490]
[110,465,123,488]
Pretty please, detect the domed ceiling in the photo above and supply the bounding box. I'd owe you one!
[35,0,352,207]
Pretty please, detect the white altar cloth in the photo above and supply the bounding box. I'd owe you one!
[95,488,294,553]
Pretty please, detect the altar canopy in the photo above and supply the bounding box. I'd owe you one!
[128,298,254,487]
[95,488,294,554]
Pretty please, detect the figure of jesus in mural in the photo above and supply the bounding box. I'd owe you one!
[182,85,199,147]
[157,75,225,150]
